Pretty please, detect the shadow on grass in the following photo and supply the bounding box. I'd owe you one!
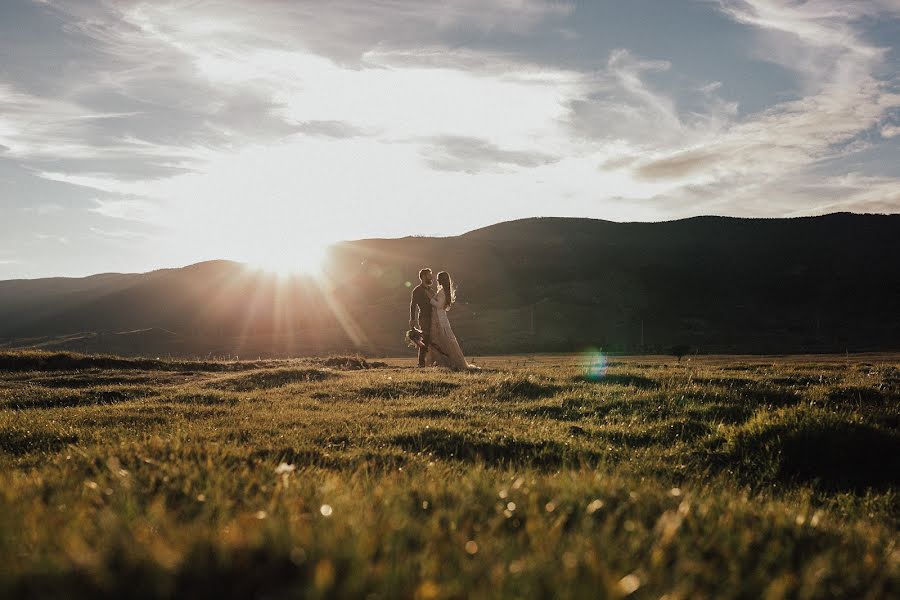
[357,381,459,399]
[206,368,334,392]
[25,374,166,388]
[717,408,900,492]
[390,428,601,468]
[683,403,755,425]
[696,377,756,389]
[573,373,659,389]
[6,544,314,600]
[769,375,842,387]
[484,377,562,401]
[250,447,341,469]
[83,414,169,428]
[312,356,387,370]
[827,386,892,405]
[4,388,157,410]
[249,447,407,471]
[401,408,467,420]
[168,392,239,406]
[594,419,713,447]
[173,544,315,600]
[520,403,589,422]
[739,386,806,407]
[518,397,613,422]
[0,350,268,373]
[0,428,77,456]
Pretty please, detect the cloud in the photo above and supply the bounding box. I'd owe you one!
[1,0,579,194]
[182,0,575,64]
[779,172,900,216]
[599,155,639,171]
[88,198,161,223]
[634,150,721,181]
[23,203,64,215]
[89,226,153,240]
[564,50,681,145]
[296,120,369,139]
[2,0,898,278]
[594,0,900,204]
[0,81,209,180]
[35,233,69,245]
[422,135,559,173]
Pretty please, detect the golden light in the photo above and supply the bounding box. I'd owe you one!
[247,241,330,278]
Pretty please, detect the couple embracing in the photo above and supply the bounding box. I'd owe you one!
[408,268,476,371]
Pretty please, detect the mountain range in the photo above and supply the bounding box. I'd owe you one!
[1,213,898,357]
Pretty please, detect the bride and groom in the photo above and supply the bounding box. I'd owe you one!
[408,268,475,371]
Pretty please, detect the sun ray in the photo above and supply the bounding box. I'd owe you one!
[312,271,371,352]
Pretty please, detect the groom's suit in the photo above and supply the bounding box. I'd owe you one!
[410,284,433,367]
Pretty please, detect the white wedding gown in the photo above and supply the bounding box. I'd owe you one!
[426,288,474,371]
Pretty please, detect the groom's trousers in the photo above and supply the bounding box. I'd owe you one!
[418,319,432,367]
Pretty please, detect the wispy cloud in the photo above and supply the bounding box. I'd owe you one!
[422,135,560,173]
[23,203,64,215]
[89,226,153,240]
[1,0,898,278]
[295,121,370,139]
[596,0,900,213]
[35,233,70,245]
[88,198,162,223]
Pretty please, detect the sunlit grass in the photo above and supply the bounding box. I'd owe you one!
[0,351,897,597]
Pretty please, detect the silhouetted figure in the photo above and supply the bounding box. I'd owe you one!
[409,268,434,368]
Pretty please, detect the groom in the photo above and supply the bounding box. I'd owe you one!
[409,268,434,367]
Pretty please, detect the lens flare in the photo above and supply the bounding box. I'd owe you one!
[581,347,607,381]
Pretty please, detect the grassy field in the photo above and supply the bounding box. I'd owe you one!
[0,350,897,599]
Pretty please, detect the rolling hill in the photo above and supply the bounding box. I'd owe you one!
[1,213,898,357]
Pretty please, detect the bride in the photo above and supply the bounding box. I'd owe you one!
[425,271,476,371]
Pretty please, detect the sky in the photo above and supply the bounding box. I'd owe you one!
[1,0,899,279]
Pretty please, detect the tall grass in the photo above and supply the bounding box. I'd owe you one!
[0,351,897,598]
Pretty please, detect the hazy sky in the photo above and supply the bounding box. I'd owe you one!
[2,0,899,278]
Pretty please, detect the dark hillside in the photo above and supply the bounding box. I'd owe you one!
[0,213,897,356]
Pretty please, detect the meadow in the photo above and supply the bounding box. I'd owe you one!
[0,350,897,599]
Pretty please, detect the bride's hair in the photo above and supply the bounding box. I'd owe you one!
[437,271,455,311]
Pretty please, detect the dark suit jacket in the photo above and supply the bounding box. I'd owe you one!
[411,284,433,330]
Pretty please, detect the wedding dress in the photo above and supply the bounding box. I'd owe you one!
[426,288,474,371]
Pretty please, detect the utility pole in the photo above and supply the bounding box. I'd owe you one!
[530,305,535,336]
[529,298,549,337]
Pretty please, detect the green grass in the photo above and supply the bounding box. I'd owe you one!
[0,351,897,598]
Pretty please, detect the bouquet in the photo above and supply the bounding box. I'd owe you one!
[406,328,450,360]
[406,328,426,350]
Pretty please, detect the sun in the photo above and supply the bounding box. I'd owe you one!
[247,242,330,278]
